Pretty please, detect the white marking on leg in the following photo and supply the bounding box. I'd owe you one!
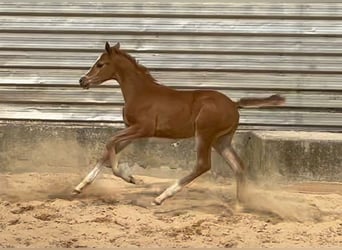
[154,181,182,205]
[74,162,103,193]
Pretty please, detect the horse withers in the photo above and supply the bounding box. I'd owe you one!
[74,42,285,205]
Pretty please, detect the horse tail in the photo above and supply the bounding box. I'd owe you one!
[236,94,285,108]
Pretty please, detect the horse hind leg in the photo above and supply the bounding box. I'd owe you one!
[153,134,213,205]
[213,133,247,203]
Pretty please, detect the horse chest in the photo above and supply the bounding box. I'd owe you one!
[122,104,154,125]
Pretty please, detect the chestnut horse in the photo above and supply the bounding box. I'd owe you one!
[74,42,285,205]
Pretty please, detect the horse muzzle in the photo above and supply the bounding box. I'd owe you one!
[79,76,90,89]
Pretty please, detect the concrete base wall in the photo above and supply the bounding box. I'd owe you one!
[0,121,202,174]
[242,131,342,182]
[0,121,340,182]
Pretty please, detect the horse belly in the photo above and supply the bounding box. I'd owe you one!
[155,115,195,139]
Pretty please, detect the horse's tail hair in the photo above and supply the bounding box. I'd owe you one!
[236,94,285,108]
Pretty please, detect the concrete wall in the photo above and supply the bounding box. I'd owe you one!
[1,121,340,182]
[240,132,342,182]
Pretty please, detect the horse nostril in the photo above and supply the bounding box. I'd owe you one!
[79,77,84,85]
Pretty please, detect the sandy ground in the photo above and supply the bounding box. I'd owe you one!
[0,171,341,248]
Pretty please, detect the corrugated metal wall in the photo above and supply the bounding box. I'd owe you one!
[1,0,341,130]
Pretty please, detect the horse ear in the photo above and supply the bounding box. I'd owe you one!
[105,42,112,55]
[113,42,120,52]
[113,42,120,50]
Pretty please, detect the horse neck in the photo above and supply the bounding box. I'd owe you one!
[114,63,156,104]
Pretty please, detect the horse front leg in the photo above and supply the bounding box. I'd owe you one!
[72,152,108,194]
[105,126,147,184]
[73,126,147,194]
[107,143,137,184]
[110,157,137,184]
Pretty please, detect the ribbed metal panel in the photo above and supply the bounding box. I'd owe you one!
[0,1,341,130]
[2,1,342,18]
[3,33,342,54]
[3,50,342,72]
[1,69,341,91]
[2,16,342,36]
[0,86,341,109]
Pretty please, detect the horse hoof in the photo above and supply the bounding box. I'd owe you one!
[133,177,144,185]
[129,176,144,185]
[151,199,162,206]
[71,189,81,196]
[129,176,136,184]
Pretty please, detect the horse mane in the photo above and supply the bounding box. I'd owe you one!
[117,49,160,85]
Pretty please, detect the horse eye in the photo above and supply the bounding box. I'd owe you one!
[97,63,104,68]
